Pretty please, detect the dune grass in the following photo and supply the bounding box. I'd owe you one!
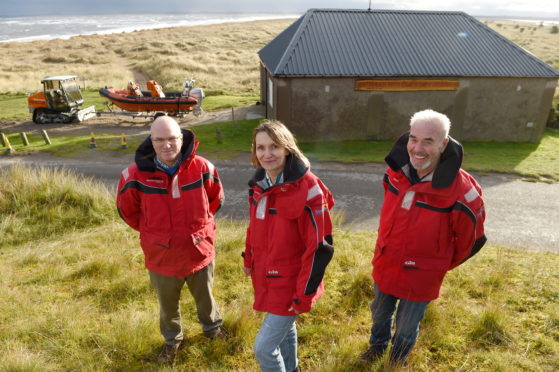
[0,165,558,371]
[0,19,295,95]
[0,18,556,118]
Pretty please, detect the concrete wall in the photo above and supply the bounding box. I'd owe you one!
[266,74,558,143]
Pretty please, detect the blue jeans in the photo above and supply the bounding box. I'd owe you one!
[369,284,429,362]
[254,313,298,372]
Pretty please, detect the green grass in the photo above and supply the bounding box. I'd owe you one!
[0,93,30,120]
[202,94,260,111]
[0,165,558,371]
[2,120,559,181]
[0,91,259,121]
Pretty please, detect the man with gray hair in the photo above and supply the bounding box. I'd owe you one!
[117,116,225,363]
[360,109,487,365]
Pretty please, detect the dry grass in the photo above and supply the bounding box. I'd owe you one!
[1,165,558,371]
[0,18,556,103]
[0,19,295,95]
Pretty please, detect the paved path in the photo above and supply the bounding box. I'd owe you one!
[1,153,557,252]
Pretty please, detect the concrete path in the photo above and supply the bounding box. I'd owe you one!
[1,153,557,252]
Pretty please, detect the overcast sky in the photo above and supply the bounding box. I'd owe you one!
[1,0,558,18]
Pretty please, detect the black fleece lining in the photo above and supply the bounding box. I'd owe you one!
[383,173,399,195]
[415,201,454,213]
[461,235,487,264]
[135,129,195,172]
[305,205,318,231]
[248,154,308,188]
[385,132,464,189]
[181,178,203,191]
[304,240,334,295]
[452,201,476,226]
[119,180,167,195]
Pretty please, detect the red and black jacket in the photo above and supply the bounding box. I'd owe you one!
[117,129,223,278]
[373,133,487,301]
[243,155,335,315]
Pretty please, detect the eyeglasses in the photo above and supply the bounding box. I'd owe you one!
[151,135,182,144]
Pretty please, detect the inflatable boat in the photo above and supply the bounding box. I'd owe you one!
[99,80,204,116]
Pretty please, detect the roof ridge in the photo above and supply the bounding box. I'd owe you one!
[307,8,468,15]
[466,15,559,75]
[272,10,315,75]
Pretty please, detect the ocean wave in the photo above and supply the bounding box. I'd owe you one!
[0,13,300,43]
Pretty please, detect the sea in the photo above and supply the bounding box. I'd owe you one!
[0,13,302,43]
[1,13,558,44]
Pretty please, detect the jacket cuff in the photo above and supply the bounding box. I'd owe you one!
[292,297,312,313]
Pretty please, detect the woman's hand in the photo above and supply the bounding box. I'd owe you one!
[288,306,300,315]
[242,267,252,276]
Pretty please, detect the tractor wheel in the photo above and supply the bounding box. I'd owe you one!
[32,109,46,124]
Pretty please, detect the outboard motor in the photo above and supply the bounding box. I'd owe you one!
[189,87,205,117]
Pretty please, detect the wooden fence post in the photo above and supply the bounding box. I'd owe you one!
[41,130,52,145]
[20,132,30,146]
[216,128,223,144]
[2,133,14,154]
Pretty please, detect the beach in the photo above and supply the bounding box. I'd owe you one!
[0,13,301,43]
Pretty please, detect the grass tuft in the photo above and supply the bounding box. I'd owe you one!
[0,166,558,370]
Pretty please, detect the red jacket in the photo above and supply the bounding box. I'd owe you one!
[373,133,486,302]
[243,156,335,315]
[117,129,223,278]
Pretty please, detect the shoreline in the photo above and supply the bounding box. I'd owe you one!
[0,13,300,43]
[2,13,559,44]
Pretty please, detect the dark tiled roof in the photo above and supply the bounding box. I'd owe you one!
[259,9,559,78]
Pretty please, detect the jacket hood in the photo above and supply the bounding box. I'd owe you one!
[249,153,308,187]
[135,128,196,172]
[385,132,463,189]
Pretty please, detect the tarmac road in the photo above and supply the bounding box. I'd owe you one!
[1,152,557,252]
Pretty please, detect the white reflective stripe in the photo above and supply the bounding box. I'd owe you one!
[172,175,180,199]
[307,184,323,201]
[401,191,415,210]
[206,160,215,174]
[464,186,479,203]
[121,168,129,180]
[256,196,267,220]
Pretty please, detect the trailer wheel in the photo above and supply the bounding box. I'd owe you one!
[154,112,166,118]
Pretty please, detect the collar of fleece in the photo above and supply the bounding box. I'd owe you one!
[384,131,464,189]
[134,128,196,172]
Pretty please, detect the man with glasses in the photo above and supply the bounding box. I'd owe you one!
[117,115,225,363]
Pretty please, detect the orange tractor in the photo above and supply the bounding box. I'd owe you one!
[27,75,96,124]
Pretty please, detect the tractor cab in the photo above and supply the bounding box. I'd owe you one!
[28,75,95,124]
[43,76,84,111]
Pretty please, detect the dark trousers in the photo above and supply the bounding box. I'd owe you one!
[149,261,222,345]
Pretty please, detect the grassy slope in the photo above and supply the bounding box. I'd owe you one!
[0,18,557,119]
[1,166,558,371]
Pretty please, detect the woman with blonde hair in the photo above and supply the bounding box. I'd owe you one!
[242,120,335,372]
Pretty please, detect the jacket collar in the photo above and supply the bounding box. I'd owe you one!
[249,154,308,188]
[385,131,463,189]
[135,128,196,172]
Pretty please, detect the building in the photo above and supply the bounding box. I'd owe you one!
[258,9,559,142]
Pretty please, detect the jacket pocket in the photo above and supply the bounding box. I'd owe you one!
[401,255,451,299]
[401,255,451,271]
[265,263,301,306]
[140,232,171,267]
[189,223,216,262]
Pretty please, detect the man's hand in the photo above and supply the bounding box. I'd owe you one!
[242,267,252,276]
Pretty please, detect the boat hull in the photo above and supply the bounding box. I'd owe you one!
[99,88,198,113]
